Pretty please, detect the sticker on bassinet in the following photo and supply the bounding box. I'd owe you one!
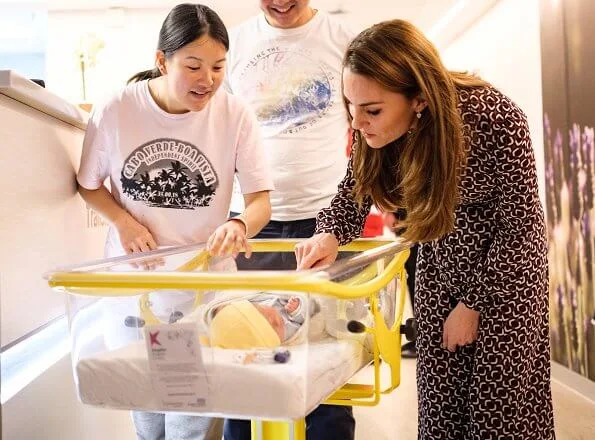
[144,323,209,409]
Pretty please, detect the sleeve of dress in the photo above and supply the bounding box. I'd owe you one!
[460,105,548,313]
[314,148,373,245]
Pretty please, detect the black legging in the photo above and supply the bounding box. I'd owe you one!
[405,244,418,311]
[393,209,417,312]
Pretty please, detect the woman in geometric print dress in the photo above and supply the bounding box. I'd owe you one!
[295,20,555,439]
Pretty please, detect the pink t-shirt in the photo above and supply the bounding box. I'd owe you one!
[78,80,273,257]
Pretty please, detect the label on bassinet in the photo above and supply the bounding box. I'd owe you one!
[144,323,209,409]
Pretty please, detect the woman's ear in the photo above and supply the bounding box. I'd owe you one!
[413,95,428,113]
[155,50,167,75]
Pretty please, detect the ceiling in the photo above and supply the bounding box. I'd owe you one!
[0,0,501,48]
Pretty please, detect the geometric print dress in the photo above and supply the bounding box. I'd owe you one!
[315,86,555,439]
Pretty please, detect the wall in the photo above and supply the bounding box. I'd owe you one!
[45,4,261,104]
[441,0,595,384]
[0,4,47,80]
[440,0,546,205]
[540,0,595,381]
[0,80,113,438]
[0,92,106,347]
[43,0,499,105]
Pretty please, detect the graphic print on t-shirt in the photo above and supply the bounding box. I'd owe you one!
[120,138,219,209]
[238,47,336,136]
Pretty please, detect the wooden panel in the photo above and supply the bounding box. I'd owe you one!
[0,93,107,347]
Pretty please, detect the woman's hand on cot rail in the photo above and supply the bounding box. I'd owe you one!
[78,184,162,269]
[207,219,252,259]
[206,191,271,258]
[78,184,158,254]
[295,233,339,269]
[113,212,158,254]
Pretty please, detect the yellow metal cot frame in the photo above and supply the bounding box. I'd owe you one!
[47,239,411,440]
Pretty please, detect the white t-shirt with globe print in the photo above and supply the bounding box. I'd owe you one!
[78,79,274,258]
[226,11,355,221]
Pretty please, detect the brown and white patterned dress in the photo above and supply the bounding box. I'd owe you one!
[316,86,555,439]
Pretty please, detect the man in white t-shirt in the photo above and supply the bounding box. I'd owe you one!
[224,1,356,439]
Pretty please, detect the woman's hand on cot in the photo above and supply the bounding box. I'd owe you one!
[77,185,157,255]
[207,220,252,258]
[442,302,480,352]
[114,212,158,254]
[295,233,339,270]
[76,185,160,268]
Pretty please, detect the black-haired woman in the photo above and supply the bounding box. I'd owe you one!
[77,4,273,439]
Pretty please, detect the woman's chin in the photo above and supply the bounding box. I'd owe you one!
[368,132,408,149]
[365,136,389,149]
[186,100,209,112]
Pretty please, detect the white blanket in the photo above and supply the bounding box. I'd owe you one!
[75,336,372,420]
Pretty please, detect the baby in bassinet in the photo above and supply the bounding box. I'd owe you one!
[207,294,321,349]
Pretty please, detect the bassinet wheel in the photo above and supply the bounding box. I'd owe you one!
[347,320,367,333]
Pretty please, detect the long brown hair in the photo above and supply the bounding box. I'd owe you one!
[344,20,487,243]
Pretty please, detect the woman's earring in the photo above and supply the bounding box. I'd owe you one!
[416,112,422,119]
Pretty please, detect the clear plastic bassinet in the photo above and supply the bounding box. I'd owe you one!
[46,239,414,438]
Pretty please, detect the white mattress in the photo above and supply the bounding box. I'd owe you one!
[75,337,372,420]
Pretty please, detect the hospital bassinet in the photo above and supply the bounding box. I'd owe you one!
[46,239,414,440]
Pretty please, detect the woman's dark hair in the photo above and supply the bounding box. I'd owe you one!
[128,3,229,83]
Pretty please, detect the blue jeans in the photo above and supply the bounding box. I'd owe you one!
[132,412,222,440]
[232,216,317,270]
[223,404,355,440]
[225,216,355,440]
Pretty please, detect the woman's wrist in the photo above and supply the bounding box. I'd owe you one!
[313,227,341,244]
[317,231,339,246]
[228,214,248,237]
[112,209,133,230]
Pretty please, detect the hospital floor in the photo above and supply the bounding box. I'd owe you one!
[352,303,595,439]
[353,359,595,439]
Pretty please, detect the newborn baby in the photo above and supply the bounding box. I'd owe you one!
[208,295,320,349]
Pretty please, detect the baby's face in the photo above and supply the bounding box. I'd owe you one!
[255,305,285,341]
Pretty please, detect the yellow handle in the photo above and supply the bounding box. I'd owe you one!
[47,240,410,302]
